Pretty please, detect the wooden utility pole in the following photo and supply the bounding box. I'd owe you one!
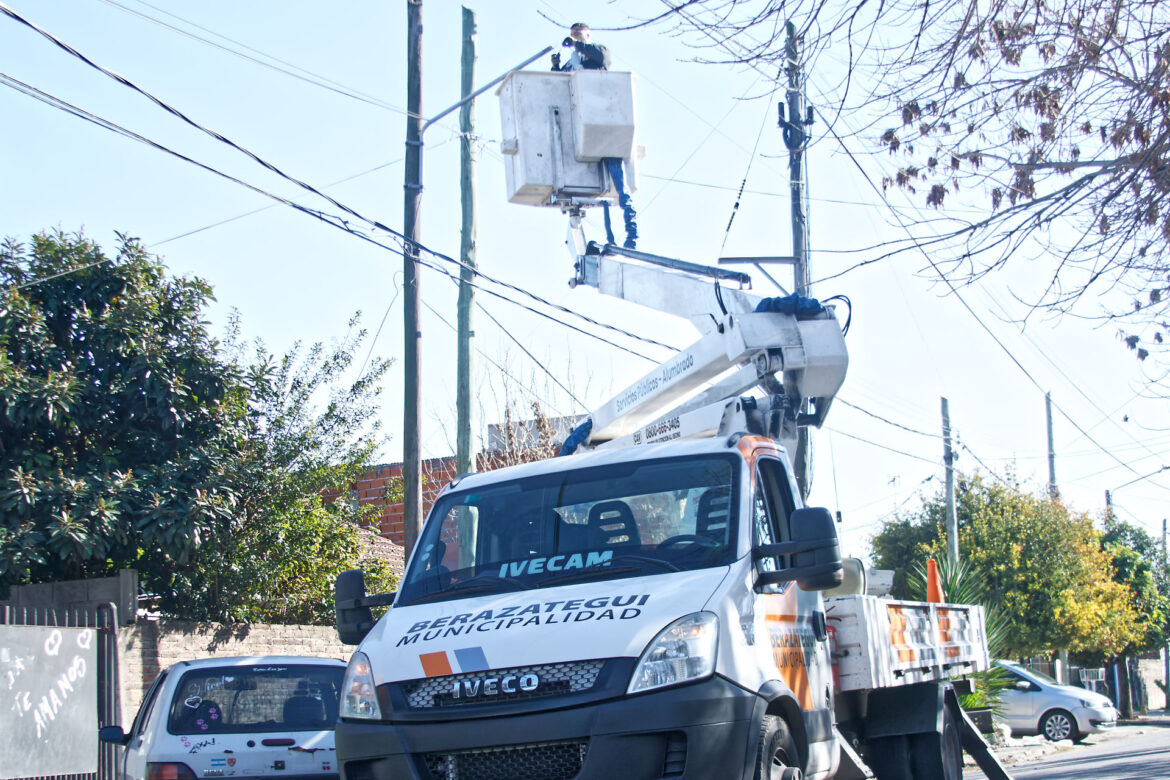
[1046,391,1059,500]
[402,0,423,557]
[942,397,958,566]
[781,20,813,499]
[456,6,478,477]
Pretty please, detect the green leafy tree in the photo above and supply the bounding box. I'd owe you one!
[1,231,397,624]
[0,231,244,597]
[1100,516,1170,656]
[872,473,1140,657]
[174,322,398,623]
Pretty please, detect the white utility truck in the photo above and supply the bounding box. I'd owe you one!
[331,70,1010,780]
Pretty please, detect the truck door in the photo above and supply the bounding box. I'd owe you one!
[753,456,837,770]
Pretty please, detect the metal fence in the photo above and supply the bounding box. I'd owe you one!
[1,603,119,780]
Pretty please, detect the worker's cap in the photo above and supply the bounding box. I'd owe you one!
[570,22,590,33]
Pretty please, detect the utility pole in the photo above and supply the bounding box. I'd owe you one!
[402,0,423,558]
[1045,391,1059,500]
[781,20,813,499]
[942,397,958,566]
[456,6,478,477]
[399,38,549,557]
[1045,394,1069,679]
[1165,518,1169,709]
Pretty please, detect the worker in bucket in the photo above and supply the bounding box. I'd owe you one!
[551,23,638,249]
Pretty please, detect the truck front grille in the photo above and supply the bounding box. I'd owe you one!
[403,660,605,709]
[423,739,588,780]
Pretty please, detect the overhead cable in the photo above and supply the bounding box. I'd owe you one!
[0,11,676,354]
[0,72,663,362]
[99,0,414,117]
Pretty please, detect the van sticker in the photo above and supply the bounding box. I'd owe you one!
[398,594,651,648]
[496,550,613,578]
[419,646,489,677]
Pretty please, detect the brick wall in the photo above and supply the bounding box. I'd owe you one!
[343,453,549,546]
[116,619,352,726]
[329,457,461,545]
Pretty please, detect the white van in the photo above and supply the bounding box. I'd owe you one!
[100,656,346,780]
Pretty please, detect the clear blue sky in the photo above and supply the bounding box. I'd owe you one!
[3,0,1167,553]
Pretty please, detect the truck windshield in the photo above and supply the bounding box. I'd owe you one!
[398,455,738,605]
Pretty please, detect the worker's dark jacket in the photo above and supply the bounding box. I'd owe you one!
[559,41,611,71]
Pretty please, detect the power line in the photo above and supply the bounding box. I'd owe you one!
[837,398,941,439]
[0,12,678,357]
[419,294,575,418]
[823,427,938,465]
[98,0,415,117]
[0,71,665,363]
[153,155,412,246]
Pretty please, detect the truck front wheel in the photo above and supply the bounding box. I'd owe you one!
[754,715,803,780]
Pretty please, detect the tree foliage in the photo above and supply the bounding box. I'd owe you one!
[639,1,1170,378]
[1101,515,1170,654]
[173,322,398,623]
[1,231,397,623]
[0,231,243,594]
[871,473,1141,658]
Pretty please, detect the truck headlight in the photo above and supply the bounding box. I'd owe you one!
[628,612,718,694]
[341,651,383,720]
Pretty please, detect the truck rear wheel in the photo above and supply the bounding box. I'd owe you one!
[908,704,962,780]
[754,715,802,780]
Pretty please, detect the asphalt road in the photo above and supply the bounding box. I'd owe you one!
[964,723,1170,779]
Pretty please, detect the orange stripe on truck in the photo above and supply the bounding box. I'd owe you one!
[764,592,815,710]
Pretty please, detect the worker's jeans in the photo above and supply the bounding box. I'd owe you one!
[602,157,638,249]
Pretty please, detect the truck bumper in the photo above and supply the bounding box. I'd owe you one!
[336,675,761,780]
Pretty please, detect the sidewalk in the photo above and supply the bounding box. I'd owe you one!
[963,713,1167,769]
[1119,707,1170,727]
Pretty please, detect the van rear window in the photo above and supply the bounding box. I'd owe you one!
[167,665,344,734]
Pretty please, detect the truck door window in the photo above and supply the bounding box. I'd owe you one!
[753,457,794,585]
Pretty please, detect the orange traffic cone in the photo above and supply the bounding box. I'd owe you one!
[926,558,945,603]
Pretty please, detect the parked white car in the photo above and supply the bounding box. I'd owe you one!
[100,656,346,780]
[996,659,1118,742]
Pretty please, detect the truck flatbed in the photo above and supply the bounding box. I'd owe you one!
[827,595,989,692]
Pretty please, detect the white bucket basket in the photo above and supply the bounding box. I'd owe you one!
[498,70,638,206]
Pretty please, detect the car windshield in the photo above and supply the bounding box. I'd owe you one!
[398,455,739,605]
[167,664,343,735]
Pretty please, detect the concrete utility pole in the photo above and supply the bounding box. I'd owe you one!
[942,397,958,566]
[456,6,478,477]
[1162,518,1169,698]
[1045,392,1059,500]
[402,0,424,558]
[1045,392,1069,682]
[781,20,814,499]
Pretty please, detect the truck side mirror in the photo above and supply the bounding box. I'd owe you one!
[336,570,375,645]
[753,507,844,591]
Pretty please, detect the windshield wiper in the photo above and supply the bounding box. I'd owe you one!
[402,573,531,606]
